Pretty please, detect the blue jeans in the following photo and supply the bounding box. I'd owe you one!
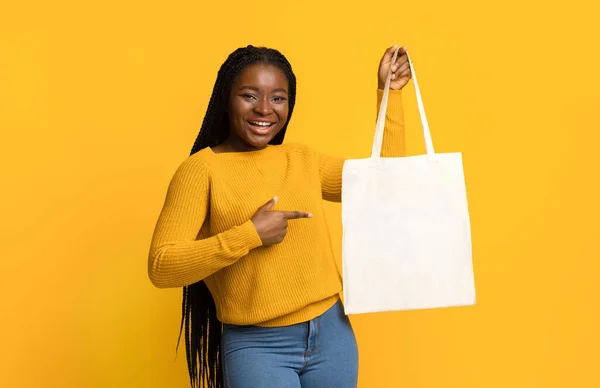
[221,299,359,388]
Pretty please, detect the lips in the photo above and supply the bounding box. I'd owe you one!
[247,120,276,135]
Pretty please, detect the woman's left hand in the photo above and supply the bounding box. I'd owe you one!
[378,45,412,90]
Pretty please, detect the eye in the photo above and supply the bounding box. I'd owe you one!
[272,96,287,103]
[241,93,257,100]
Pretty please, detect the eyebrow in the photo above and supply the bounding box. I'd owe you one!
[238,85,288,94]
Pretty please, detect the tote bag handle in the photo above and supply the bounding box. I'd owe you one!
[371,48,435,160]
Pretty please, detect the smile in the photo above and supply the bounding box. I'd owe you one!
[247,120,276,135]
[248,120,275,127]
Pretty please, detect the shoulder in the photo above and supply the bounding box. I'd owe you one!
[278,143,340,164]
[170,148,213,185]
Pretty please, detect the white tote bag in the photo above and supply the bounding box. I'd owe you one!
[341,50,476,314]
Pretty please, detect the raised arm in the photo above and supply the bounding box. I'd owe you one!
[318,87,406,202]
[318,45,411,202]
[148,155,263,288]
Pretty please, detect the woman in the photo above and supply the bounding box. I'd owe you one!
[148,44,412,388]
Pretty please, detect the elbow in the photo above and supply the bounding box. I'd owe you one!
[148,269,182,289]
[147,249,176,289]
[147,262,168,289]
[148,269,168,289]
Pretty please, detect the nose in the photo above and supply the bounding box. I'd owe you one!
[253,97,272,116]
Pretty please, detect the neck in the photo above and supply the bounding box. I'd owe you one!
[217,136,267,153]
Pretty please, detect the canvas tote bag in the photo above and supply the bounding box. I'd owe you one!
[341,49,476,314]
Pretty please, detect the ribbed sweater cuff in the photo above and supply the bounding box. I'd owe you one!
[377,88,403,115]
[232,219,264,251]
[377,88,405,157]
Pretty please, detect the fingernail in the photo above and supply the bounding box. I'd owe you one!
[273,196,278,202]
[308,213,313,218]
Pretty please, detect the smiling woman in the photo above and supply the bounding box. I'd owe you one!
[147,44,411,388]
[216,63,290,152]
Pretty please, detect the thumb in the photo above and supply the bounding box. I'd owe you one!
[260,196,278,211]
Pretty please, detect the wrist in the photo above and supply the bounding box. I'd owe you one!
[241,219,264,248]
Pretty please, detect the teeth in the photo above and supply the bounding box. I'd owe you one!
[249,121,273,127]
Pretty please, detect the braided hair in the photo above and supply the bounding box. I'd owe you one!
[177,45,297,388]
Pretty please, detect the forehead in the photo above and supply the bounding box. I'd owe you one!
[234,63,288,90]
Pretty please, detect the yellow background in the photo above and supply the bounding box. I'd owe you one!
[1,0,599,387]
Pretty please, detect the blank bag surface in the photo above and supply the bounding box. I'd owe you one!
[341,50,476,314]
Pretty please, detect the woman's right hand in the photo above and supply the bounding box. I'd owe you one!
[251,197,312,245]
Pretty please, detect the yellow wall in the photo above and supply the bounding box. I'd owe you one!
[1,0,599,387]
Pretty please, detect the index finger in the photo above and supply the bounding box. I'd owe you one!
[281,211,313,219]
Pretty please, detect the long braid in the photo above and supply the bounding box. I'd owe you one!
[176,45,297,388]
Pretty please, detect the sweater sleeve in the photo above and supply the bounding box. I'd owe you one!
[317,88,406,202]
[148,155,263,288]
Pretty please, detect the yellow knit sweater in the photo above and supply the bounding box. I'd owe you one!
[148,89,405,327]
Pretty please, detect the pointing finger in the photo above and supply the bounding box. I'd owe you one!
[281,211,312,220]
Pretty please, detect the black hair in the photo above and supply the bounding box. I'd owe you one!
[177,45,297,388]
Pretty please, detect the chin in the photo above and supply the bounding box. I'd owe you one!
[244,131,279,148]
[245,139,271,148]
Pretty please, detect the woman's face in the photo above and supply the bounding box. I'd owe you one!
[226,63,290,150]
